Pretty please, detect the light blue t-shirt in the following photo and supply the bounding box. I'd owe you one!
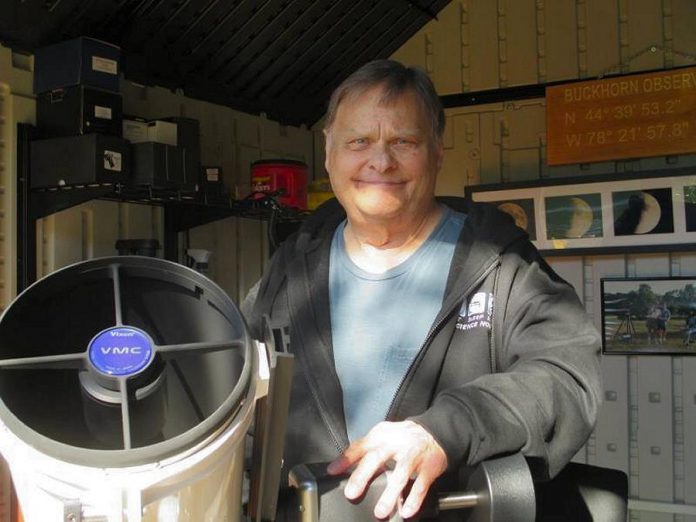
[329,207,466,441]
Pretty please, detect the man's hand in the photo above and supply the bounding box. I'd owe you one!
[326,420,448,519]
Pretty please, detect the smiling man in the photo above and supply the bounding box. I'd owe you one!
[243,60,602,520]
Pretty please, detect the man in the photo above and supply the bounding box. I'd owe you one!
[656,302,671,344]
[243,59,602,519]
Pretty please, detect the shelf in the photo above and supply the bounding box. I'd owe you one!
[17,123,309,292]
[30,183,309,231]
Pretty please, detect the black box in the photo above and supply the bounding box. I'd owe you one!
[162,117,200,191]
[37,86,123,138]
[200,166,225,192]
[31,134,131,188]
[34,37,121,94]
[131,142,185,189]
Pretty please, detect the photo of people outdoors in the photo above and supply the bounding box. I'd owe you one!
[602,277,696,354]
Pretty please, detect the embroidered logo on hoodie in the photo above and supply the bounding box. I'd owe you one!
[456,292,493,331]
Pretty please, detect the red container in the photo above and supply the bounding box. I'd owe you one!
[250,159,308,209]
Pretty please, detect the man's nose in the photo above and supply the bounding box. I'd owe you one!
[368,143,396,173]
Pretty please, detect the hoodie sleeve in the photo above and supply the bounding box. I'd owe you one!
[411,243,602,479]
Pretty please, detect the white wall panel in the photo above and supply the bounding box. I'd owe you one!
[465,0,500,91]
[37,200,162,275]
[390,29,427,73]
[683,357,696,507]
[588,257,631,472]
[547,255,599,466]
[393,0,696,92]
[87,201,119,258]
[543,0,579,82]
[0,83,10,312]
[675,252,696,275]
[428,1,463,94]
[546,256,584,297]
[2,92,34,309]
[0,46,32,98]
[672,0,696,67]
[636,357,674,501]
[630,511,675,522]
[627,0,668,72]
[438,111,481,195]
[596,355,630,472]
[632,253,671,278]
[42,208,83,274]
[503,0,538,86]
[477,106,503,185]
[633,256,674,503]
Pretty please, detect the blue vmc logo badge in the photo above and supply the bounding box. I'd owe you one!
[88,326,154,376]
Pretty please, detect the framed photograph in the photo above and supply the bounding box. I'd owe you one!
[465,169,696,255]
[601,277,696,355]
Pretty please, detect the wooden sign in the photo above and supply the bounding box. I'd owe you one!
[546,67,696,165]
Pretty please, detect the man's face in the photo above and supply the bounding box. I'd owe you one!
[324,86,443,224]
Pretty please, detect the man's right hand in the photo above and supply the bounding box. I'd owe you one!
[326,420,448,519]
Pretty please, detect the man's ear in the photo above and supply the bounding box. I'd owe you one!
[324,128,332,172]
[434,139,444,172]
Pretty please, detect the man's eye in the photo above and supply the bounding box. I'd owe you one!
[347,138,368,149]
[394,138,415,146]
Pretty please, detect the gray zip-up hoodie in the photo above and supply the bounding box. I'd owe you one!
[244,197,602,485]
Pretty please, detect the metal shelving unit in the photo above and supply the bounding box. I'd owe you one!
[16,123,307,293]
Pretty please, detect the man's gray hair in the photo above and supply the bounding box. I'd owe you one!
[324,60,445,142]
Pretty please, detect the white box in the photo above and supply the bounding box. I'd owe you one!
[147,120,177,146]
[122,118,148,143]
[122,118,177,146]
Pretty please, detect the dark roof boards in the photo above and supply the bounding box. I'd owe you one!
[1,0,450,126]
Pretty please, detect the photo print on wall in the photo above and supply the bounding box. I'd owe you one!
[601,276,696,355]
[493,199,536,240]
[612,188,674,235]
[685,185,696,232]
[544,194,603,240]
[466,170,696,255]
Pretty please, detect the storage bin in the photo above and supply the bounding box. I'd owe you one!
[131,142,186,190]
[30,134,130,188]
[34,37,120,94]
[37,85,122,137]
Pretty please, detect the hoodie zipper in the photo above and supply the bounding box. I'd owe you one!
[384,256,502,420]
[308,368,347,453]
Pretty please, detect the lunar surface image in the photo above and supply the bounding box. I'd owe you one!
[612,188,673,235]
[495,199,536,240]
[545,194,602,240]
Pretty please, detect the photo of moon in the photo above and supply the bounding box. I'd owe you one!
[612,188,673,236]
[545,194,602,240]
[684,185,696,232]
[494,198,536,240]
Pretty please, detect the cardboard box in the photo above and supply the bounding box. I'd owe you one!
[30,134,130,188]
[37,85,122,138]
[34,37,120,94]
